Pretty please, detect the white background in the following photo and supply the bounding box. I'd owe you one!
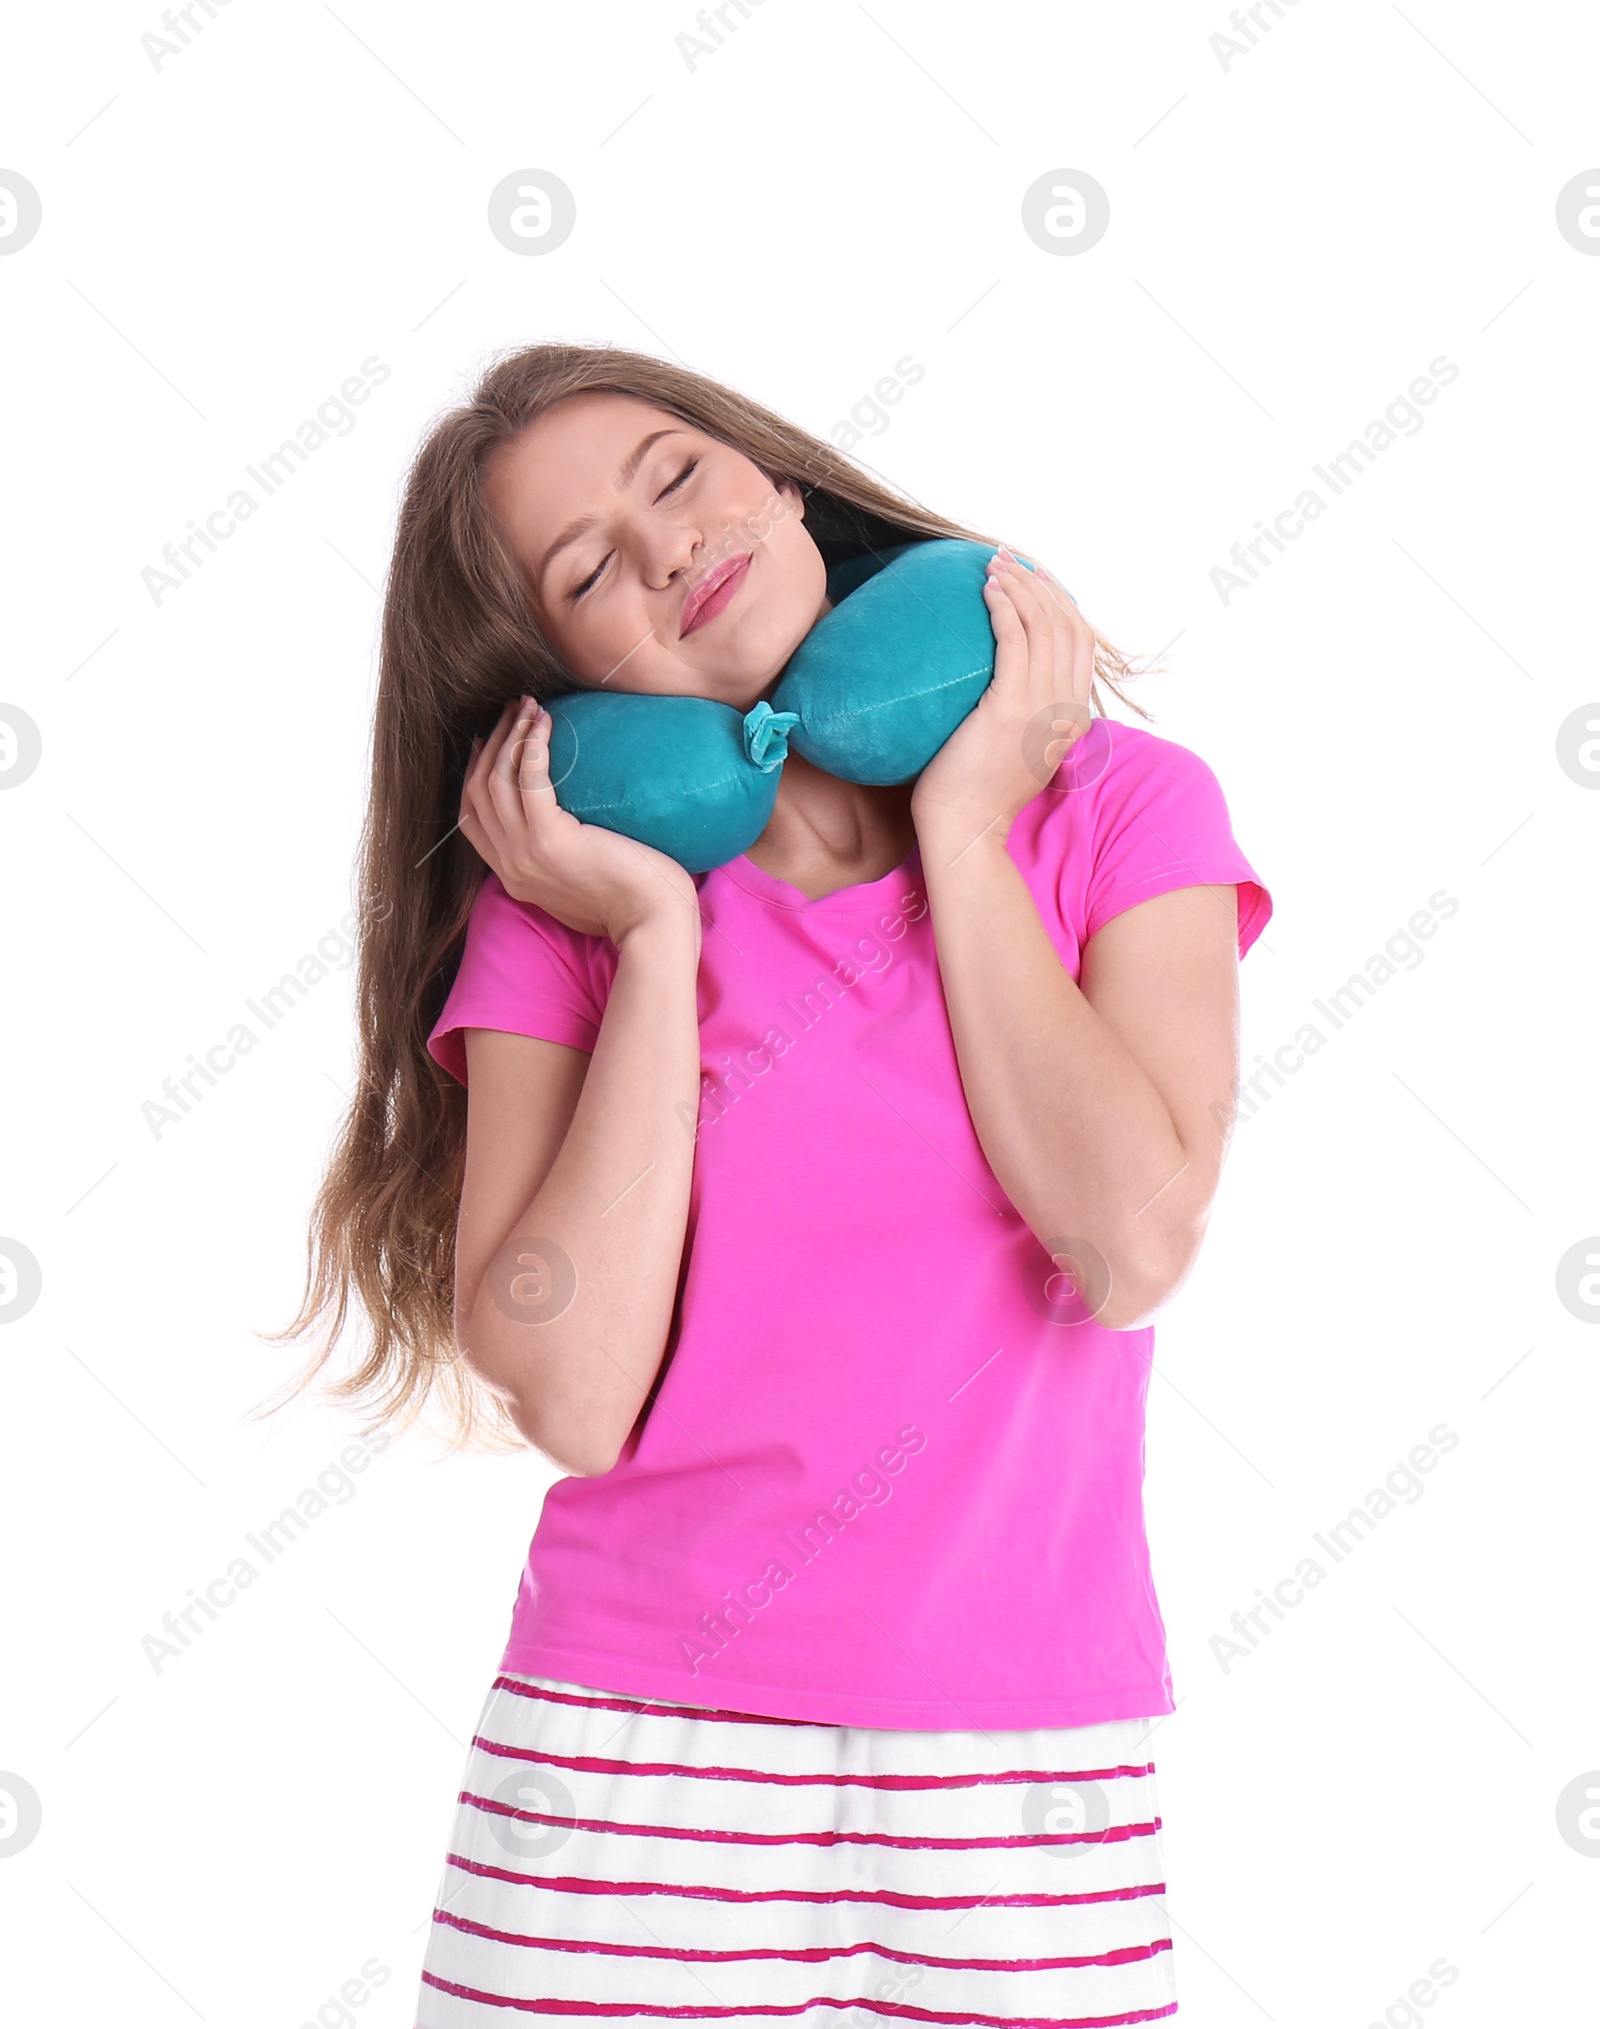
[2,1,1597,2023]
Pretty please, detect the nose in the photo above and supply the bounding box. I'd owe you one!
[642,520,706,593]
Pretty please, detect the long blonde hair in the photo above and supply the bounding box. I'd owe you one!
[256,341,1158,1453]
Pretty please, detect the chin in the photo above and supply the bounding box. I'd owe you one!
[713,675,777,713]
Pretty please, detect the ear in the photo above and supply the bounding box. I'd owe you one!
[776,476,806,522]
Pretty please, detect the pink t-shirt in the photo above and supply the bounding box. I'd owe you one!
[428,717,1272,1729]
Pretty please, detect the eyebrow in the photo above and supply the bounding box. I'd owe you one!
[534,427,688,593]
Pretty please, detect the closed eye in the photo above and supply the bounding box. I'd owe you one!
[571,459,701,601]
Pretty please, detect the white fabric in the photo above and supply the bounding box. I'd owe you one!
[414,1671,1178,2025]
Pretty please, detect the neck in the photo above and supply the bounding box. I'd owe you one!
[741,752,917,900]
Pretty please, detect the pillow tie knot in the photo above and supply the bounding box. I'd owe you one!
[741,699,800,773]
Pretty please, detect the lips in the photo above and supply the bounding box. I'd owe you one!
[681,553,750,637]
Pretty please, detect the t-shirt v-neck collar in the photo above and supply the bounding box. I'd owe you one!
[716,840,924,914]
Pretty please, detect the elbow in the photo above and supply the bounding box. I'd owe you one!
[456,1328,628,1479]
[529,1417,626,1479]
[1054,1224,1202,1332]
[501,1385,629,1479]
[1100,1243,1184,1328]
[1094,1283,1169,1332]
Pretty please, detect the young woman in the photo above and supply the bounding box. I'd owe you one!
[273,342,1272,2024]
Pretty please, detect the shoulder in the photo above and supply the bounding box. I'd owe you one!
[1011,716,1273,956]
[463,870,601,958]
[426,872,610,1086]
[459,868,613,1002]
[1075,716,1233,816]
[1012,716,1236,864]
[1063,721,1251,886]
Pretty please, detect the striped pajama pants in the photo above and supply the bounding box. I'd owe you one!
[414,1671,1178,2025]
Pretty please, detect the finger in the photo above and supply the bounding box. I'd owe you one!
[466,700,519,785]
[470,698,533,858]
[457,799,490,866]
[991,556,1058,696]
[1068,602,1096,715]
[1003,551,1082,634]
[1018,567,1093,708]
[489,700,558,839]
[1003,551,1071,628]
[468,700,520,802]
[483,698,540,826]
[988,554,1048,634]
[1005,556,1086,703]
[982,571,1028,660]
[460,724,494,831]
[998,559,1095,740]
[1038,567,1081,616]
[457,742,504,864]
[512,705,560,817]
[1027,580,1091,728]
[995,551,1054,624]
[1021,556,1079,616]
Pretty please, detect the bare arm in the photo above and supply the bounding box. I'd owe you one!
[454,912,702,1477]
[915,824,1240,1331]
[450,695,706,1476]
[908,548,1242,1331]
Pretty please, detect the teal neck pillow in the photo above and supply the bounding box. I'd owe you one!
[541,535,1045,874]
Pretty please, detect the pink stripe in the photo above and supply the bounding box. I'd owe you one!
[445,1851,1167,1912]
[420,1966,1177,2026]
[495,1675,816,1731]
[473,1734,1156,1793]
[463,1787,1161,1853]
[432,1903,1173,1975]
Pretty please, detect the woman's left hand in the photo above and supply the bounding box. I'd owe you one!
[909,546,1095,844]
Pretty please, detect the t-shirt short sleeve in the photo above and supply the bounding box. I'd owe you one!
[1080,723,1273,959]
[427,871,606,1087]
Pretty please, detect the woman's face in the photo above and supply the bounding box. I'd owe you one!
[482,390,831,710]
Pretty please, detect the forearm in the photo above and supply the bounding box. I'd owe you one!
[917,821,1201,1326]
[466,913,703,1471]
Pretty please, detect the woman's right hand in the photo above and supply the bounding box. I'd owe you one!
[459,697,702,946]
